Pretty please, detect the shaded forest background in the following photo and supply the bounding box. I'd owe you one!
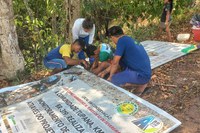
[8,0,199,77]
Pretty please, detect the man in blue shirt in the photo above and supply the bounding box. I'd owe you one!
[99,26,151,95]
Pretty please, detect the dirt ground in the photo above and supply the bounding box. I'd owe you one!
[141,21,200,133]
[142,49,200,133]
[0,21,200,133]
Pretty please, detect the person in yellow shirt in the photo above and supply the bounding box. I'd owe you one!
[44,39,89,74]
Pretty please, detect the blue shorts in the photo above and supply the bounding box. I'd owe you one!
[43,58,67,69]
[111,68,150,86]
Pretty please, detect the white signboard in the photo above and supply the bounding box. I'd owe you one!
[0,68,181,133]
[141,41,199,69]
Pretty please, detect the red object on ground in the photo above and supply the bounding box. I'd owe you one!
[192,28,200,41]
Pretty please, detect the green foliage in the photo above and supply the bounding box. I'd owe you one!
[13,0,66,72]
[131,24,158,42]
[12,0,196,73]
[82,0,196,41]
[82,0,162,38]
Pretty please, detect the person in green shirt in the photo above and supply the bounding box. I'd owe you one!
[85,43,114,75]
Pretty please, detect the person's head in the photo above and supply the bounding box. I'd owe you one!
[164,0,173,13]
[72,39,85,53]
[108,26,124,44]
[85,45,97,58]
[164,0,173,3]
[82,18,94,33]
[164,0,168,3]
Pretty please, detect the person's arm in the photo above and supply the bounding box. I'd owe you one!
[63,56,89,68]
[107,56,121,81]
[88,25,95,44]
[91,46,100,70]
[91,59,99,70]
[72,19,80,41]
[106,37,125,80]
[63,56,81,65]
[98,65,111,78]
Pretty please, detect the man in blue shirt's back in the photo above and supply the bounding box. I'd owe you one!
[99,26,151,95]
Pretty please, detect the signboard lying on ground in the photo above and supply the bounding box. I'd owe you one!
[141,41,199,69]
[0,67,181,133]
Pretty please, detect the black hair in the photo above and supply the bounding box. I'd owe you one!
[73,39,86,50]
[108,26,124,37]
[169,0,173,13]
[82,18,94,29]
[85,45,97,57]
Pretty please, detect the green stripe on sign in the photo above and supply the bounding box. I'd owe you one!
[181,45,197,54]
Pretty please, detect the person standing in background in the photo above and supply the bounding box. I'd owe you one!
[160,0,173,41]
[72,18,95,60]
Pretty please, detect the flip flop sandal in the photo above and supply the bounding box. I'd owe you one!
[134,87,151,96]
[121,85,137,90]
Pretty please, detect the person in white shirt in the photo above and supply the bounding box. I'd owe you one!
[72,18,95,60]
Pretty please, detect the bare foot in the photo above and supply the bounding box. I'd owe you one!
[121,83,138,89]
[51,68,63,75]
[134,83,148,93]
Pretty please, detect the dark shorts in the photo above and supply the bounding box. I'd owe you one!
[43,58,67,69]
[111,68,151,86]
[160,21,172,29]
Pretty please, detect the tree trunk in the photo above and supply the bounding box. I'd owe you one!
[65,0,81,43]
[0,0,25,79]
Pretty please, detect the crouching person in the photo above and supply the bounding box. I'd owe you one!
[85,43,113,75]
[44,39,89,74]
[99,26,151,95]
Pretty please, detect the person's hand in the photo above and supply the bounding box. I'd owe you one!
[81,60,89,69]
[107,76,112,81]
[90,65,95,71]
[98,70,108,78]
[90,61,98,71]
[98,71,104,78]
